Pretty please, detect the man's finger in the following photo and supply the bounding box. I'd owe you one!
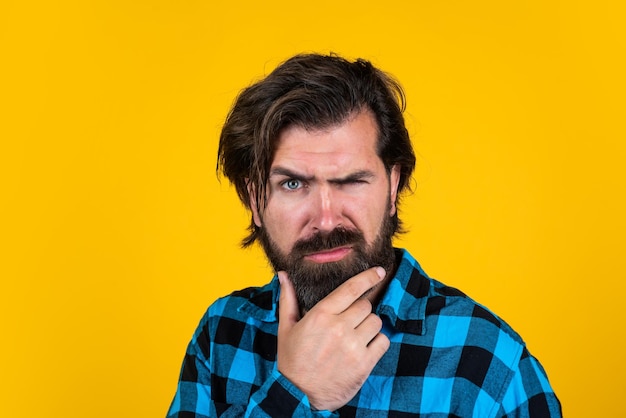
[277,271,300,334]
[316,267,386,314]
[367,332,391,356]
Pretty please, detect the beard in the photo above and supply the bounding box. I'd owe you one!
[258,207,397,313]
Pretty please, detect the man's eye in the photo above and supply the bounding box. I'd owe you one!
[283,179,301,190]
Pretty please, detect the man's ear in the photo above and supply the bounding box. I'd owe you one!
[247,181,262,227]
[389,165,401,216]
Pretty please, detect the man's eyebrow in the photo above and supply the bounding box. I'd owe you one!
[269,167,314,181]
[329,170,375,184]
[269,167,375,184]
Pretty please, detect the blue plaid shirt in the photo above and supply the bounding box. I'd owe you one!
[167,249,561,417]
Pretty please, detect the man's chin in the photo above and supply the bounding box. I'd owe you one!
[287,256,371,310]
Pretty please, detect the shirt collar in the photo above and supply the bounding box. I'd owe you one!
[238,248,432,336]
[375,249,431,336]
[237,279,280,322]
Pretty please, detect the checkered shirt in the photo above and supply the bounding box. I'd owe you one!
[167,249,561,417]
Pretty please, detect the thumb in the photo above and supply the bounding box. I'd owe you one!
[277,271,300,333]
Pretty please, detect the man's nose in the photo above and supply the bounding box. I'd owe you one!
[311,185,343,232]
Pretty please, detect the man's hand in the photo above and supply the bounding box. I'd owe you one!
[276,267,390,412]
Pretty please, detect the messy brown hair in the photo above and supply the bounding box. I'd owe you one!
[217,53,416,247]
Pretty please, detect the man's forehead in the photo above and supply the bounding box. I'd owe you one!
[270,110,379,161]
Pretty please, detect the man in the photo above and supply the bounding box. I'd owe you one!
[167,54,561,417]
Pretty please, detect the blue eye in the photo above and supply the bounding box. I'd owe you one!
[284,179,301,190]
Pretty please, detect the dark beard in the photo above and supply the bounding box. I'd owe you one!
[258,211,396,313]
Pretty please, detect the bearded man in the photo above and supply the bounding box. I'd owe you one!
[167,54,561,417]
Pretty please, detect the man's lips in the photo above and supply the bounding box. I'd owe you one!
[303,246,352,263]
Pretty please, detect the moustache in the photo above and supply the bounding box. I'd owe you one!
[291,227,365,256]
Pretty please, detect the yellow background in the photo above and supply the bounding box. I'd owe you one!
[2,1,624,416]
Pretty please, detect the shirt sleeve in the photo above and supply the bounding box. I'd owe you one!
[245,370,337,417]
[497,347,562,417]
[166,316,338,418]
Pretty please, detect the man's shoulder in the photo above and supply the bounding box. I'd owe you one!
[397,249,525,348]
[428,276,524,342]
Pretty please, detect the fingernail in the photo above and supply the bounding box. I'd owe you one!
[375,267,386,279]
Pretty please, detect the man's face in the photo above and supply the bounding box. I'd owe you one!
[250,110,401,312]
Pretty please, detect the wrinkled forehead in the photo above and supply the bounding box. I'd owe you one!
[267,108,380,165]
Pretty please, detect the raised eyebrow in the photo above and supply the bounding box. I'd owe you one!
[269,167,314,182]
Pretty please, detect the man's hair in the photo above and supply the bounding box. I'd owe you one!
[217,53,416,247]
